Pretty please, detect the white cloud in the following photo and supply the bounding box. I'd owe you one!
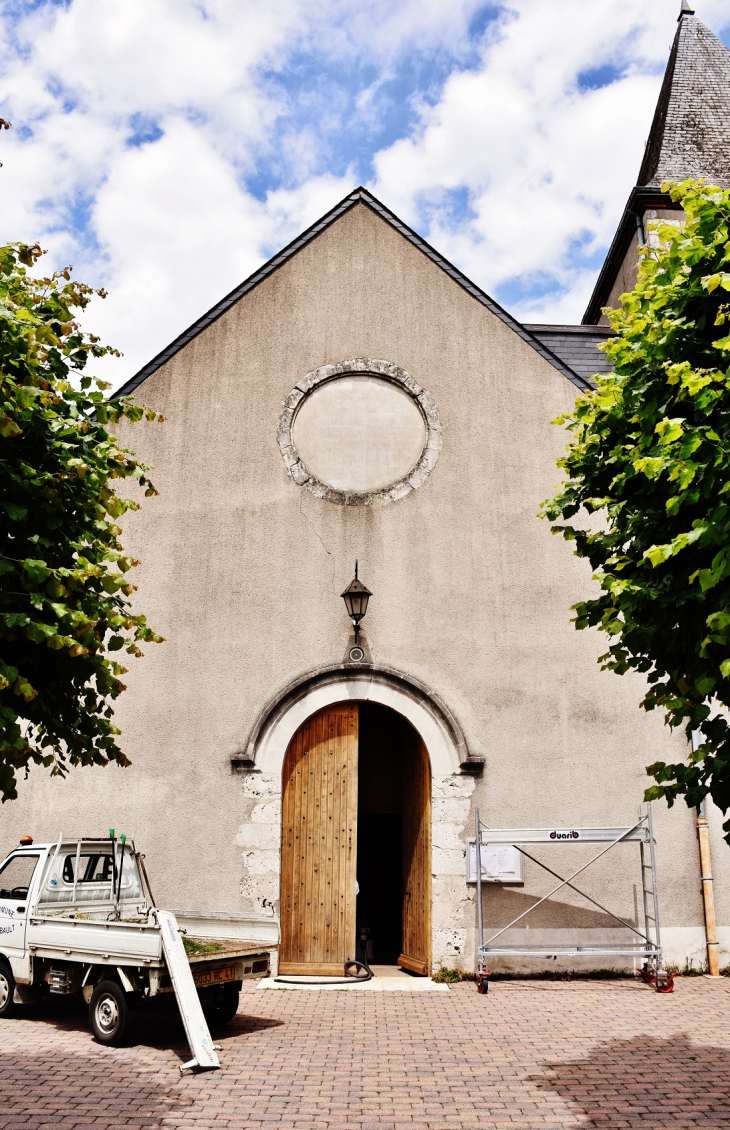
[0,0,728,383]
[0,0,491,380]
[87,131,355,373]
[372,0,730,321]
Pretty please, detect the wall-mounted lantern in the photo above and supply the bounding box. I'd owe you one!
[341,562,371,647]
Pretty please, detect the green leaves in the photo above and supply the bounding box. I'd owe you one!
[0,242,164,801]
[541,179,730,844]
[655,417,685,445]
[644,544,673,567]
[701,272,730,296]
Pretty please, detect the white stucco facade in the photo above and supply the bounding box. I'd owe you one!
[2,195,727,975]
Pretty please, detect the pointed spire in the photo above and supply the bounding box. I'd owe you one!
[637,10,730,188]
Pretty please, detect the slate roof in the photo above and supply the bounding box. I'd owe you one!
[117,187,593,398]
[638,7,730,189]
[523,325,614,383]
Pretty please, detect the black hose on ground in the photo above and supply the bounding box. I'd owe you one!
[275,958,373,986]
[345,959,373,981]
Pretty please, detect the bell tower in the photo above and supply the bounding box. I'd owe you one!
[583,2,730,324]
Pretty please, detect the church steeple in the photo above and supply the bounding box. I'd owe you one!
[582,5,730,324]
[637,4,730,189]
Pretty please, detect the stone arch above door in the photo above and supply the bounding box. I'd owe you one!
[237,663,480,777]
[234,666,481,973]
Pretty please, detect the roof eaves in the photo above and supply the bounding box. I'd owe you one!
[524,323,614,335]
[118,186,591,398]
[582,186,673,325]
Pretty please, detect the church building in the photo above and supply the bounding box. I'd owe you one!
[5,3,730,976]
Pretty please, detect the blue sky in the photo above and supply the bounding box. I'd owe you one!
[1,0,729,384]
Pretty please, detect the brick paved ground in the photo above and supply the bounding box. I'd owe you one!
[1,977,729,1130]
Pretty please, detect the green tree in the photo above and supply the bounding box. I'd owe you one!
[1,240,164,801]
[542,180,730,841]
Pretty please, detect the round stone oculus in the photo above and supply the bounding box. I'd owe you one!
[291,375,427,494]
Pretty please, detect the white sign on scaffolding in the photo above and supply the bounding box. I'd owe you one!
[466,840,524,884]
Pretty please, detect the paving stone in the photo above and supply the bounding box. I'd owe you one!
[0,980,729,1129]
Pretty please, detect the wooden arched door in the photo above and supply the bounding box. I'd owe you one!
[279,703,358,975]
[279,700,431,976]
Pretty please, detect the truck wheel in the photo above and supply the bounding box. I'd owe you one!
[202,983,240,1026]
[0,962,17,1019]
[89,980,136,1046]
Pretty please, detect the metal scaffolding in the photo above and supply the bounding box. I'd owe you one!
[474,806,667,990]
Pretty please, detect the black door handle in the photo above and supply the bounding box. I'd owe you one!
[16,905,25,913]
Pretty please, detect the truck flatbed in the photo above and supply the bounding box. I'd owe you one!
[0,836,277,1068]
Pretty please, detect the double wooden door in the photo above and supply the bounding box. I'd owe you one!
[279,703,431,975]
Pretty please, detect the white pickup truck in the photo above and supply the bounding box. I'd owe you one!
[0,835,273,1057]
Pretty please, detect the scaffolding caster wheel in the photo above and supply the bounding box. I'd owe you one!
[640,963,657,985]
[477,974,489,994]
[655,970,675,994]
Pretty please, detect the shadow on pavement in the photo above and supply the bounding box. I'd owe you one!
[534,1033,730,1129]
[10,994,283,1054]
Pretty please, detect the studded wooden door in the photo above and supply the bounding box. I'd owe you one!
[399,734,431,975]
[279,703,359,975]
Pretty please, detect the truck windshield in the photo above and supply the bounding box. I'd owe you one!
[62,853,114,884]
[0,854,39,899]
